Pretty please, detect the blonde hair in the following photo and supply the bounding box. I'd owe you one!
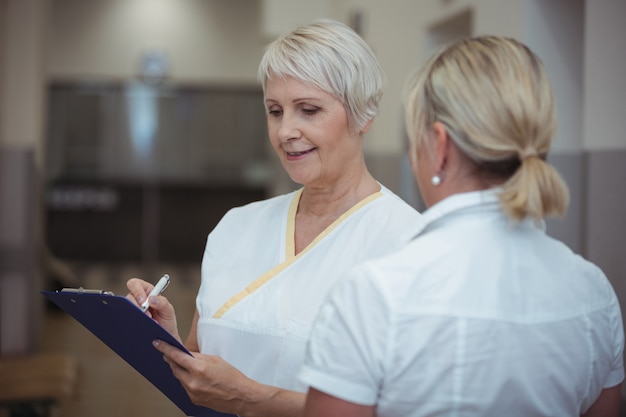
[404,36,569,221]
[258,19,385,133]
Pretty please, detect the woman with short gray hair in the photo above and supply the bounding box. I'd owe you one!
[127,19,421,417]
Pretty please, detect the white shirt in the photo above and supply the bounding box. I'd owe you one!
[196,185,421,391]
[300,189,624,416]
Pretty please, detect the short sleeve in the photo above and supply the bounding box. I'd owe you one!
[298,264,392,405]
[605,283,625,387]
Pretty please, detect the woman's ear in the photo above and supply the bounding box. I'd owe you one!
[432,121,450,172]
[360,118,374,134]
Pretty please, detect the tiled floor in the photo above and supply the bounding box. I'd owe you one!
[40,262,202,417]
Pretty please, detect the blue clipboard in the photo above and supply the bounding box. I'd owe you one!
[42,290,235,417]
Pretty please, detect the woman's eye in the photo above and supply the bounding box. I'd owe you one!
[268,108,282,117]
[302,107,319,115]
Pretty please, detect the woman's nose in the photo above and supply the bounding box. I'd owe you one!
[277,112,301,142]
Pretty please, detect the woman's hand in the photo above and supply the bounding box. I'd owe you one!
[153,340,305,417]
[126,277,180,342]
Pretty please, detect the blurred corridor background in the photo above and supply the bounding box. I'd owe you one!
[1,0,625,416]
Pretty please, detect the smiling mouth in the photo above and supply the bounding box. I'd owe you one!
[286,148,316,157]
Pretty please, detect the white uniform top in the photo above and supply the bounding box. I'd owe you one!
[300,189,624,416]
[195,185,421,392]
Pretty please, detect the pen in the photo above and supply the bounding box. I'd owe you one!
[140,274,170,312]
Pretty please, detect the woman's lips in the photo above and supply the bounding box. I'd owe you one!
[286,148,316,160]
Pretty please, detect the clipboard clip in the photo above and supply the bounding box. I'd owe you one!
[60,287,115,296]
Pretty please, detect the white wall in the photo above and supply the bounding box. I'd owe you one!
[327,0,528,154]
[261,0,334,39]
[0,0,47,161]
[44,0,533,156]
[0,0,4,136]
[47,0,265,84]
[0,0,48,355]
[524,0,584,153]
[584,0,626,151]
[27,0,626,158]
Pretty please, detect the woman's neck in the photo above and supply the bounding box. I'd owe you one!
[293,171,380,255]
[298,172,380,219]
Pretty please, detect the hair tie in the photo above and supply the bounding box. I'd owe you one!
[519,147,538,161]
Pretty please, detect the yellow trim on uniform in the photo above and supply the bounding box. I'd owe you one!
[284,188,302,259]
[212,189,384,318]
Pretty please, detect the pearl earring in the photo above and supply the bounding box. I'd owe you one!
[431,175,441,186]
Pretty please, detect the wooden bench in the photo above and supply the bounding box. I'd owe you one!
[0,353,77,417]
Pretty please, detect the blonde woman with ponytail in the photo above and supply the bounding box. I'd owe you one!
[300,36,624,417]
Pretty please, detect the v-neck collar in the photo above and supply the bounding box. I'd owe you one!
[285,187,384,258]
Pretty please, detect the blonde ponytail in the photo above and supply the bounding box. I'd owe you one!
[499,155,569,221]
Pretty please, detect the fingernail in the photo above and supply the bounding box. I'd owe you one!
[137,295,144,303]
[152,339,160,347]
[149,296,158,306]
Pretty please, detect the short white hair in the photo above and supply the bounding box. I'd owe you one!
[258,19,386,133]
